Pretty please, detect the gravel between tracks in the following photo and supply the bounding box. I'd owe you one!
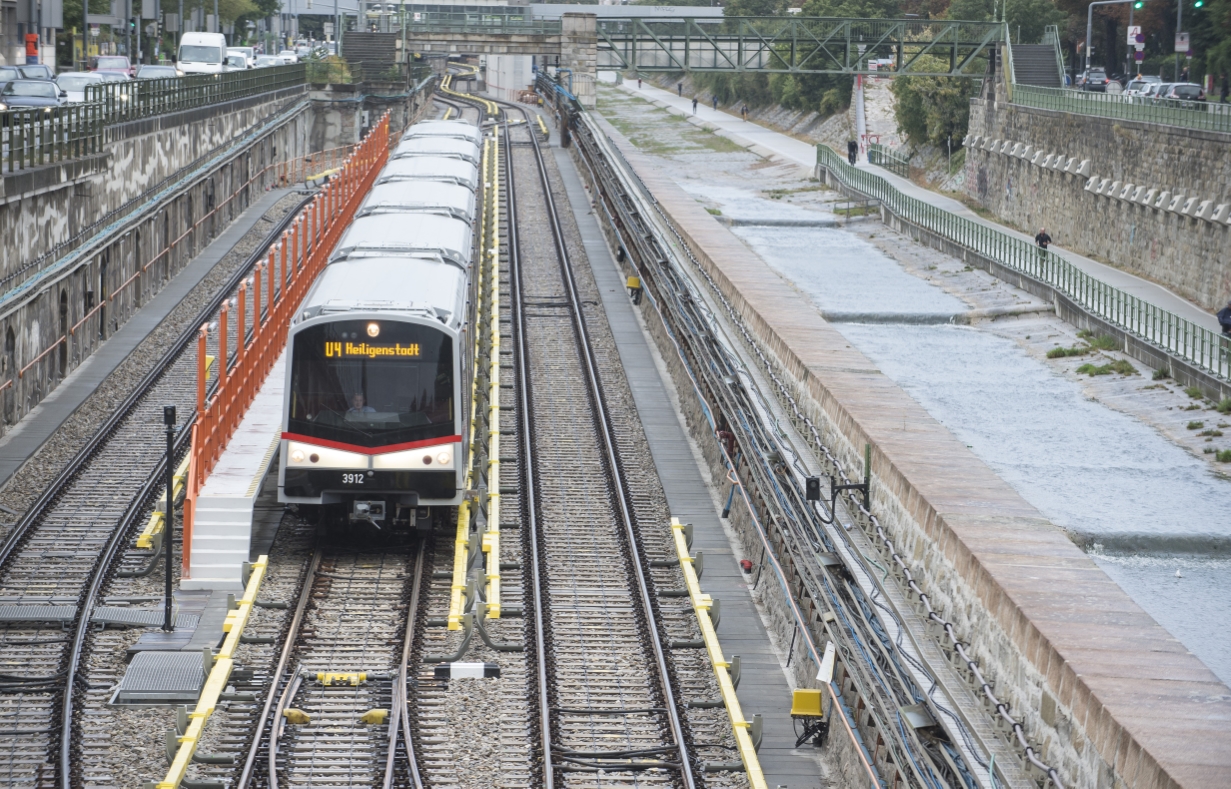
[0,192,306,537]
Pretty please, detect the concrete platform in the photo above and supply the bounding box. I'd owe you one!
[617,81,1224,336]
[552,144,824,787]
[183,351,285,591]
[595,109,1231,787]
[0,187,294,493]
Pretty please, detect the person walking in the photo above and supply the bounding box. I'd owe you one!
[677,81,683,96]
[637,77,642,89]
[741,104,748,121]
[692,97,698,114]
[1034,227,1052,259]
[711,95,718,111]
[1180,65,1189,82]
[1219,300,1231,337]
[846,139,858,165]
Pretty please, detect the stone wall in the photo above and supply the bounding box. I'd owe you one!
[964,97,1231,310]
[559,13,597,108]
[0,98,311,435]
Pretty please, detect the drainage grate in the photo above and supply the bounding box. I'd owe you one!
[111,651,207,705]
[0,605,77,625]
[92,607,201,629]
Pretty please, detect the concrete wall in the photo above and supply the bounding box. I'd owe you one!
[0,87,308,290]
[487,54,534,103]
[310,78,438,152]
[964,98,1231,311]
[0,96,311,435]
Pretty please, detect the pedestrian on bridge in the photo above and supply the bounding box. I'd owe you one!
[692,97,698,114]
[847,139,858,165]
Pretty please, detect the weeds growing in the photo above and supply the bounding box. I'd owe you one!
[1047,345,1089,358]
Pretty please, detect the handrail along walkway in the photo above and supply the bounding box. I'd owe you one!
[816,144,1231,385]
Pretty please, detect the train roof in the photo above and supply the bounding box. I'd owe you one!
[357,181,477,224]
[403,119,482,144]
[300,257,467,329]
[376,157,479,190]
[392,136,482,166]
[332,212,473,271]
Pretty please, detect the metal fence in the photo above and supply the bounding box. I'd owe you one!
[817,144,1231,381]
[867,142,909,177]
[0,65,306,175]
[1011,83,1231,134]
[84,64,305,122]
[1,101,106,174]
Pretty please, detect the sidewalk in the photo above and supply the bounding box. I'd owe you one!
[614,81,1222,334]
[0,188,294,491]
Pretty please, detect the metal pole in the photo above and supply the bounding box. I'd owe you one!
[162,405,176,632]
[1175,0,1182,80]
[214,0,218,37]
[1085,0,1136,73]
[177,0,182,51]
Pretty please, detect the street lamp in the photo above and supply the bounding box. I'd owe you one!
[1084,0,1140,72]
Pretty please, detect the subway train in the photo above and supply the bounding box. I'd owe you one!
[278,118,482,531]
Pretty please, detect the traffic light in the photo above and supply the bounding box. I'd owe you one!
[1133,1,1143,7]
[129,17,137,32]
[1193,0,1204,6]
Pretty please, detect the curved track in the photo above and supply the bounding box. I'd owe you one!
[0,194,309,789]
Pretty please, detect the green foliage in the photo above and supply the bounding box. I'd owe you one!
[1218,398,1231,414]
[1075,359,1137,376]
[1185,386,1205,399]
[891,55,977,148]
[1217,450,1231,462]
[1046,345,1089,358]
[1188,420,1206,430]
[1077,330,1118,350]
[1152,367,1170,380]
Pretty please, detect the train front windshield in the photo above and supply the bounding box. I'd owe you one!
[289,320,454,448]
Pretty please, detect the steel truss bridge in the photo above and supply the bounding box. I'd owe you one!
[596,17,1006,77]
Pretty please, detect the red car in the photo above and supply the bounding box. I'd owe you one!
[91,55,134,78]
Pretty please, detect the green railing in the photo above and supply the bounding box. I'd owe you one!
[1011,83,1231,134]
[84,64,305,123]
[817,144,1231,381]
[1,102,106,174]
[868,142,909,177]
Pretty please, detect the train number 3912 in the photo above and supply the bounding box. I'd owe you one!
[341,473,366,485]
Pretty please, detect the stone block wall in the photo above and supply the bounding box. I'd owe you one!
[560,13,597,108]
[964,98,1231,311]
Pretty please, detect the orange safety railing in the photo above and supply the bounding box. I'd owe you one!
[182,114,391,574]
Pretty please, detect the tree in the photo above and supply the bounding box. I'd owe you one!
[891,55,978,147]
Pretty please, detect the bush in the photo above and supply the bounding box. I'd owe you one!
[1047,345,1088,358]
[1185,386,1204,399]
[1152,368,1171,380]
[1217,450,1231,462]
[1188,421,1205,430]
[891,55,977,149]
[1218,398,1231,414]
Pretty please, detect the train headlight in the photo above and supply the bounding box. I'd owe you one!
[436,450,451,466]
[373,442,458,470]
[367,322,380,337]
[285,441,366,469]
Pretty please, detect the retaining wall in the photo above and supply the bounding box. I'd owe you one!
[964,98,1231,311]
[580,119,1231,789]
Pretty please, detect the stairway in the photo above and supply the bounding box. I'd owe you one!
[1011,44,1063,88]
[341,32,400,81]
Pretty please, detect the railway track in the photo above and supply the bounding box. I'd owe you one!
[0,190,312,788]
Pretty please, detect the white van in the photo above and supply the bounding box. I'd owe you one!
[227,47,255,67]
[178,32,228,74]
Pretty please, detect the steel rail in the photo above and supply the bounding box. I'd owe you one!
[236,548,321,789]
[0,189,312,789]
[389,546,427,789]
[510,98,699,788]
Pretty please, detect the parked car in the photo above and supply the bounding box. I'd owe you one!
[0,66,20,94]
[0,79,67,111]
[1124,77,1160,96]
[1161,83,1206,102]
[1077,68,1109,91]
[55,71,106,102]
[18,64,54,80]
[1142,82,1174,101]
[92,55,134,78]
[135,64,180,79]
[224,54,249,71]
[178,32,228,74]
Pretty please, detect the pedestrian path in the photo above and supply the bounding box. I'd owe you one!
[614,81,1222,334]
[0,188,294,491]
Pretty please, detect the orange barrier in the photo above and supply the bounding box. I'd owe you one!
[182,114,391,575]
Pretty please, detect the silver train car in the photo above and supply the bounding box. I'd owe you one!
[278,119,482,531]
